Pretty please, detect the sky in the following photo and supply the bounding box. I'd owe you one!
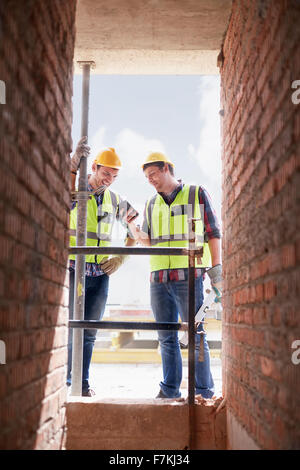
[71,75,221,305]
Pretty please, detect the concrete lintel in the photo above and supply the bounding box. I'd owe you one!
[73,49,220,75]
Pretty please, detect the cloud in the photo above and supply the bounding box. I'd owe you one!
[114,128,166,178]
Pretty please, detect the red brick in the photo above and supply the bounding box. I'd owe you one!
[253,306,269,325]
[281,243,296,269]
[258,425,279,450]
[262,280,275,301]
[260,355,282,381]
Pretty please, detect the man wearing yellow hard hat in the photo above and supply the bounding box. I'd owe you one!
[127,151,221,399]
[68,137,138,396]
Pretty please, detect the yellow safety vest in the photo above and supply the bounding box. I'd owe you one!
[69,189,119,264]
[145,185,211,272]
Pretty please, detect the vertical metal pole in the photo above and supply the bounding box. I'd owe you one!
[188,217,196,448]
[71,62,92,396]
[188,218,196,404]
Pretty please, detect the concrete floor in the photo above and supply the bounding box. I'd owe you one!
[88,358,222,399]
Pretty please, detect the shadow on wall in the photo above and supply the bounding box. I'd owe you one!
[0,0,76,449]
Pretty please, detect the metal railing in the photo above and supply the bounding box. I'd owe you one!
[68,241,202,406]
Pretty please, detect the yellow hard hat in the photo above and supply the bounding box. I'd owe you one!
[142,152,174,169]
[94,148,122,169]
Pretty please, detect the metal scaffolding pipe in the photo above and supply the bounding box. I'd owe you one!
[69,320,188,331]
[188,219,196,406]
[188,217,196,449]
[70,62,93,396]
[69,246,201,256]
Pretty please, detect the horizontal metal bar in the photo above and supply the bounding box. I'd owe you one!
[69,320,188,331]
[69,246,201,256]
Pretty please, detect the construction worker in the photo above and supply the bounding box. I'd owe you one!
[126,152,221,399]
[68,137,137,396]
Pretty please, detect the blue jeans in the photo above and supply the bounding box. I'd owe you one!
[150,277,214,398]
[67,270,109,392]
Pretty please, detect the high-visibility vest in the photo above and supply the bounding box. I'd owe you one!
[145,185,211,272]
[69,189,120,264]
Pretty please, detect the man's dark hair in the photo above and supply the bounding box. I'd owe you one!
[143,161,174,176]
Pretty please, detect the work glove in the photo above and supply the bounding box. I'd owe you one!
[206,264,222,303]
[100,255,128,275]
[70,136,90,173]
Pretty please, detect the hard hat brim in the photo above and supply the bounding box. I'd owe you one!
[94,160,121,169]
[141,159,174,169]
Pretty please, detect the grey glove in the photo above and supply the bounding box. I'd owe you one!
[71,136,90,173]
[207,264,222,302]
[206,264,222,285]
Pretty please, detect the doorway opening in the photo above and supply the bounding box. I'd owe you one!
[70,74,222,400]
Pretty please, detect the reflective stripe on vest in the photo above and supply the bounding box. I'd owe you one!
[69,189,119,264]
[146,185,211,271]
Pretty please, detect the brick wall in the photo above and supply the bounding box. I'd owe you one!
[220,0,300,449]
[0,0,76,449]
